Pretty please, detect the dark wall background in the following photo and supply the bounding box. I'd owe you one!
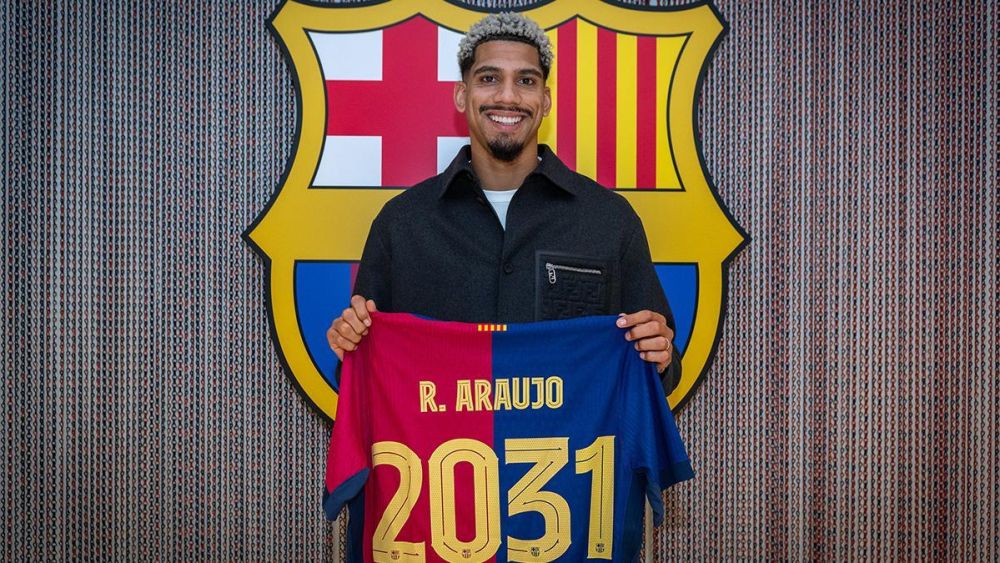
[2,0,996,560]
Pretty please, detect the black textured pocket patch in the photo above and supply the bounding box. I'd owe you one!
[535,252,610,320]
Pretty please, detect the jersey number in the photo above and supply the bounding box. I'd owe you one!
[371,436,616,562]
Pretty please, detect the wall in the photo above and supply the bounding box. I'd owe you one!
[1,0,996,559]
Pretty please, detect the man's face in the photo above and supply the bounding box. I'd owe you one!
[454,40,551,162]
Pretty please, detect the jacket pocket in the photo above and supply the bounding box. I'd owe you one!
[535,252,611,320]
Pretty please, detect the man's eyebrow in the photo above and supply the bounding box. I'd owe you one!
[472,65,544,78]
[472,65,502,75]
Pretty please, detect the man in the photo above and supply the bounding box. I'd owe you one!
[326,12,681,392]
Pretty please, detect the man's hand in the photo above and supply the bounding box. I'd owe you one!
[616,310,674,373]
[327,295,377,361]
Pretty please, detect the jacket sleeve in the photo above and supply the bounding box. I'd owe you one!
[352,210,393,311]
[621,218,682,395]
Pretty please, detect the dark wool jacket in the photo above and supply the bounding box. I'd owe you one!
[353,145,681,393]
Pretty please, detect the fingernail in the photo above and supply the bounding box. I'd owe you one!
[616,318,626,327]
[640,352,646,359]
[364,319,371,326]
[634,343,639,351]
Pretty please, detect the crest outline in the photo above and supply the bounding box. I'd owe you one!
[245,0,748,420]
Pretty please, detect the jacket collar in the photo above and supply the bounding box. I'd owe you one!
[438,144,579,198]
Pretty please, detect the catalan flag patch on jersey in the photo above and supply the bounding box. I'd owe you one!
[324,312,693,562]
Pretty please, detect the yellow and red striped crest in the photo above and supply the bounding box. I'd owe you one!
[538,18,686,191]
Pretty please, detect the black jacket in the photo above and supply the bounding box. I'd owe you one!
[353,145,681,392]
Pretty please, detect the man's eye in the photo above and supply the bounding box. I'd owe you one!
[480,75,497,83]
[519,77,536,86]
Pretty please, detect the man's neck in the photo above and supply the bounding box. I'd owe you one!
[469,141,540,191]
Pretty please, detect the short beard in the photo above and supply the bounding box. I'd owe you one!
[487,136,525,162]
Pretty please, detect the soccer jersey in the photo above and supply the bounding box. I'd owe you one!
[324,312,693,562]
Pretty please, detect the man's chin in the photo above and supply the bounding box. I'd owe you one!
[487,139,525,163]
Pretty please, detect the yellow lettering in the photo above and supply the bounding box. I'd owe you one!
[545,377,563,409]
[429,439,501,562]
[505,437,571,561]
[474,379,493,412]
[455,380,474,412]
[366,435,619,561]
[576,436,616,559]
[493,379,511,411]
[530,377,546,409]
[419,381,438,413]
[371,441,425,562]
[512,378,530,410]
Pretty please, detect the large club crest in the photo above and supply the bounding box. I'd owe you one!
[246,0,746,420]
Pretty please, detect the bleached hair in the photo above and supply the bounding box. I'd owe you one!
[457,12,553,79]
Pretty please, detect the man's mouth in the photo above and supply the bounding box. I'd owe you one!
[481,106,531,128]
[488,114,524,125]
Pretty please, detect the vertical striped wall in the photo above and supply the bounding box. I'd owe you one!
[1,0,996,560]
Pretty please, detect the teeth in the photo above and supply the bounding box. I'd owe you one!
[489,115,523,125]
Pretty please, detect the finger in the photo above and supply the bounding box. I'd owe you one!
[351,295,372,326]
[626,320,667,341]
[332,344,344,362]
[335,335,358,353]
[336,319,363,344]
[616,310,653,328]
[616,310,664,329]
[366,299,377,313]
[639,350,671,367]
[634,336,668,352]
[326,324,339,352]
[342,307,367,337]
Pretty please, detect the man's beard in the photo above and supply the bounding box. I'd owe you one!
[487,135,525,162]
[480,104,530,162]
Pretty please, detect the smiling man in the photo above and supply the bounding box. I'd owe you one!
[327,12,682,392]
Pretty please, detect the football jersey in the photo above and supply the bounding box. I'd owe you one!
[324,312,693,562]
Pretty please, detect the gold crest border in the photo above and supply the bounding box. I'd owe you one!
[246,0,746,420]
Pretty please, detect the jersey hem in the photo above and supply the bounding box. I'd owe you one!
[646,459,695,526]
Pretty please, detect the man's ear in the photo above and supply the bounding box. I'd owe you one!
[454,81,467,112]
[543,85,551,117]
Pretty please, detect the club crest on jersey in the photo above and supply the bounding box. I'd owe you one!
[245,0,746,421]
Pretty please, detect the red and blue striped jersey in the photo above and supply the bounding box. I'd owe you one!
[324,312,693,562]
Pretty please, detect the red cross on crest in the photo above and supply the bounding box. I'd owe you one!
[326,17,468,187]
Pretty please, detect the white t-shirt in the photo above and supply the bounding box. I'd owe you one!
[482,188,518,229]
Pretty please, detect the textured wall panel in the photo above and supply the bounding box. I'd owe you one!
[1,0,996,560]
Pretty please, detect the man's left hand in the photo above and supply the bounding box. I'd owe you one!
[617,311,674,373]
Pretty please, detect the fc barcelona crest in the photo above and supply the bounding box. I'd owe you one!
[246,0,746,420]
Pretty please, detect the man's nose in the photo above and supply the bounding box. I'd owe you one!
[494,78,520,105]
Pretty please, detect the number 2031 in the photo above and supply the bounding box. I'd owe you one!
[371,436,615,563]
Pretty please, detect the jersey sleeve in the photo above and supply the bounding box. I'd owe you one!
[322,344,372,521]
[620,351,695,526]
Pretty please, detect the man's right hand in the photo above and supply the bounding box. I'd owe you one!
[327,295,377,361]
